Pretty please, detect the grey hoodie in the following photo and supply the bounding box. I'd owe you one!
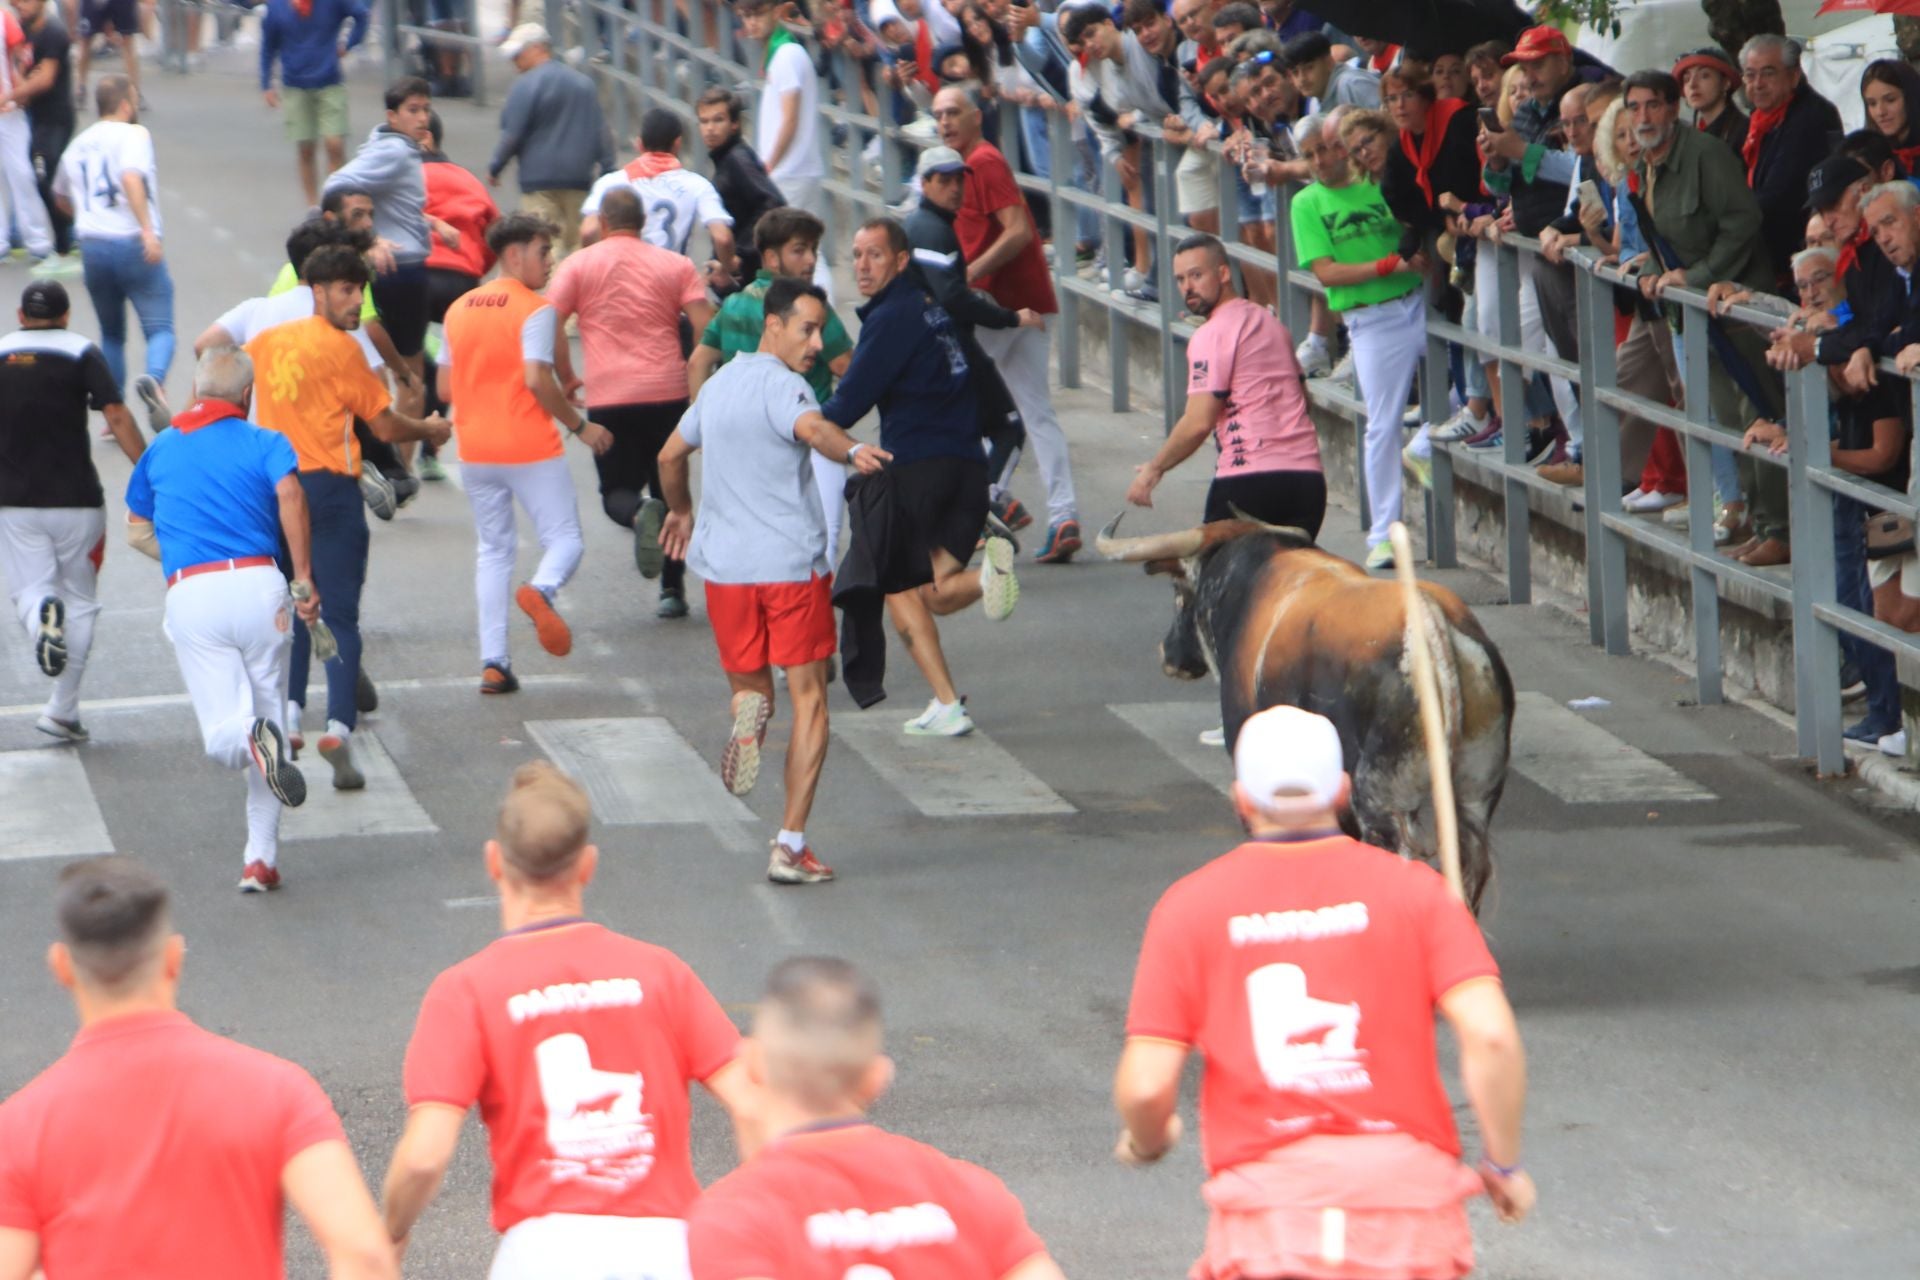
[323,125,430,263]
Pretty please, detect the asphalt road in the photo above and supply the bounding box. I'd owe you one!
[1,42,1918,1280]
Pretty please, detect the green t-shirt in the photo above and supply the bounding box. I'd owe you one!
[700,270,853,404]
[1289,179,1420,314]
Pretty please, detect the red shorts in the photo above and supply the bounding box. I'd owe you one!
[704,574,836,674]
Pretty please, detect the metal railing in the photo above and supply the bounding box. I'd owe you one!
[558,0,1916,774]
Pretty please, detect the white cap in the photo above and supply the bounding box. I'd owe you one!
[1233,706,1345,809]
[501,22,551,57]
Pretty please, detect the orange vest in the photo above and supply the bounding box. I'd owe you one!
[445,277,562,465]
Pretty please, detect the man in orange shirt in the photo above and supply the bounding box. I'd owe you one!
[245,243,450,790]
[0,857,396,1279]
[438,213,611,694]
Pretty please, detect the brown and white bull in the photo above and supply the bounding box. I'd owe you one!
[1099,514,1515,908]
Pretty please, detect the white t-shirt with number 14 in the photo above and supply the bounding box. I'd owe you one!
[53,120,164,241]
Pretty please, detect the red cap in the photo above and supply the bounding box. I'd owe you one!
[1500,26,1573,65]
[1671,49,1737,83]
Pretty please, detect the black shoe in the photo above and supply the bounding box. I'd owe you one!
[34,596,66,677]
[248,718,307,807]
[355,666,379,714]
[657,588,689,619]
[480,662,520,694]
[390,473,421,508]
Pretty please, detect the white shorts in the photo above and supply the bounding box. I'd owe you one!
[489,1214,689,1280]
[1175,144,1219,216]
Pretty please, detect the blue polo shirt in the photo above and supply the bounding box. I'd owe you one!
[124,401,299,581]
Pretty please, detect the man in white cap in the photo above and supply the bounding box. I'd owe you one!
[1112,705,1536,1280]
[488,21,614,260]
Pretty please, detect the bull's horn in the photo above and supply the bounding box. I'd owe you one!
[1096,510,1206,562]
[1225,505,1314,543]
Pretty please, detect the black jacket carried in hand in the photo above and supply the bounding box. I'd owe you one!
[832,467,930,707]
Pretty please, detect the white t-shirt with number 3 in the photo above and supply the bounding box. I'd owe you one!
[582,164,730,259]
[53,120,163,241]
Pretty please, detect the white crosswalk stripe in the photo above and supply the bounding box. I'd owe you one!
[281,731,438,842]
[0,749,114,861]
[525,716,758,851]
[1108,701,1230,795]
[1509,691,1715,803]
[831,716,1075,817]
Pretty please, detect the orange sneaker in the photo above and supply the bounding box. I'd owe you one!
[516,584,573,656]
[767,840,835,884]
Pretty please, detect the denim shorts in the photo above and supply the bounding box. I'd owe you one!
[1234,172,1275,225]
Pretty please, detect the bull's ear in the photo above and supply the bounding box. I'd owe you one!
[1143,557,1185,577]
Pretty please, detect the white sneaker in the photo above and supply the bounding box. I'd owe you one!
[1328,353,1356,385]
[979,536,1019,621]
[1624,489,1685,514]
[317,721,365,791]
[904,698,974,737]
[1121,268,1146,292]
[1402,405,1424,428]
[1430,407,1490,443]
[1878,729,1908,757]
[1663,502,1691,527]
[284,700,305,754]
[1296,337,1332,378]
[1198,726,1226,747]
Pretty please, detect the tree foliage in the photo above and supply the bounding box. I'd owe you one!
[1533,0,1785,55]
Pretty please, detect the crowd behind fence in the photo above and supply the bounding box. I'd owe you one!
[363,0,1920,778]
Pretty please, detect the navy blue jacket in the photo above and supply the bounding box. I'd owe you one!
[259,0,368,91]
[820,272,978,465]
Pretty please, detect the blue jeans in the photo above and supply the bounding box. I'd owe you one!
[1834,492,1901,729]
[79,235,174,393]
[286,470,369,730]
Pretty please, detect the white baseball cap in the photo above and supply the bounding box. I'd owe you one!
[1233,706,1346,809]
[501,22,551,57]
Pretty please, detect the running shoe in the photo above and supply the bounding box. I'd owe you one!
[1364,542,1395,572]
[1524,423,1563,466]
[767,839,836,885]
[238,861,282,893]
[417,453,448,482]
[904,698,974,737]
[248,718,307,807]
[1296,336,1333,379]
[721,691,772,796]
[132,374,171,433]
[1878,729,1908,757]
[480,662,520,695]
[1622,488,1685,514]
[1430,407,1492,443]
[1464,428,1503,451]
[633,497,668,578]
[391,473,421,508]
[1844,715,1901,744]
[34,596,65,677]
[285,700,304,754]
[1327,353,1355,385]
[1198,726,1226,747]
[516,583,573,656]
[979,535,1019,621]
[355,666,379,714]
[991,494,1034,531]
[1035,519,1081,564]
[1401,442,1432,490]
[317,724,365,791]
[34,714,88,743]
[657,588,689,619]
[359,462,397,521]
[32,253,82,278]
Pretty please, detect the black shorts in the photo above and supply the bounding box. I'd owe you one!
[893,456,989,577]
[371,261,432,357]
[426,267,480,325]
[1203,469,1327,540]
[589,400,686,505]
[81,0,137,35]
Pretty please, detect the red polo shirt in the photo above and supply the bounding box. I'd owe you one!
[955,139,1058,315]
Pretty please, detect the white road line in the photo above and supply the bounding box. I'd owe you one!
[443,895,499,909]
[0,674,588,720]
[1511,691,1716,803]
[282,731,438,841]
[831,716,1076,817]
[1108,701,1230,795]
[525,717,756,832]
[0,749,115,861]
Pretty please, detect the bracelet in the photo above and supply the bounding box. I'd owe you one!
[568,419,584,437]
[1375,254,1402,278]
[1481,1156,1523,1178]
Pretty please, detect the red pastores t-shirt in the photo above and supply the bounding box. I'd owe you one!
[955,140,1058,315]
[402,921,742,1231]
[688,1123,1048,1280]
[1125,837,1499,1175]
[0,1011,346,1279]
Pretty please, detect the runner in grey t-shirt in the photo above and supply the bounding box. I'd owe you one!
[657,279,889,887]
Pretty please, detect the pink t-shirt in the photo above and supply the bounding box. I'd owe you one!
[546,235,707,408]
[1186,298,1323,479]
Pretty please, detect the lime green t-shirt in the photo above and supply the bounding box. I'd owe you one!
[269,262,381,323]
[1289,179,1420,314]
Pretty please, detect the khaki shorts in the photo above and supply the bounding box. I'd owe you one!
[283,83,349,144]
[522,189,587,257]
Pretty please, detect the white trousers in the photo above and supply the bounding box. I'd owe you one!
[1346,292,1425,548]
[464,456,585,665]
[0,507,105,722]
[162,565,292,866]
[975,323,1078,527]
[1517,264,1580,447]
[489,1214,690,1280]
[0,112,52,260]
[811,452,847,566]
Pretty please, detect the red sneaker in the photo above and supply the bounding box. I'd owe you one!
[515,584,573,657]
[766,841,835,884]
[238,861,282,893]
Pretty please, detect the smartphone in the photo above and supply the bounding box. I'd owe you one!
[1577,179,1603,214]
[1478,107,1502,134]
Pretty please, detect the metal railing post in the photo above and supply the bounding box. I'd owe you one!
[382,0,398,88]
[1050,106,1079,389]
[468,0,487,106]
[1680,307,1723,704]
[1578,262,1627,652]
[1787,364,1844,772]
[1102,155,1128,412]
[1420,296,1455,568]
[1155,136,1180,434]
[1494,238,1530,604]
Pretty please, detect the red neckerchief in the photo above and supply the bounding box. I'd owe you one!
[913,19,939,93]
[1369,44,1399,73]
[1742,98,1790,182]
[623,151,682,181]
[170,399,248,433]
[1194,40,1218,72]
[1400,95,1468,208]
[1836,218,1870,280]
[1898,143,1920,177]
